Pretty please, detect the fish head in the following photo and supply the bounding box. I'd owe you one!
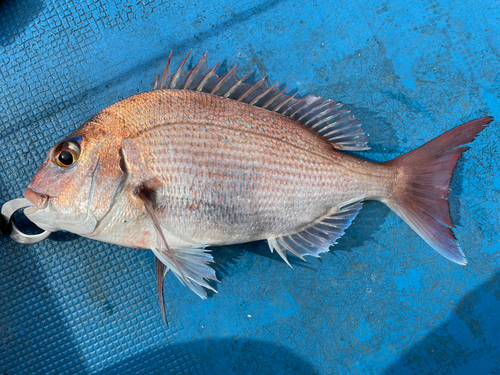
[24,114,126,235]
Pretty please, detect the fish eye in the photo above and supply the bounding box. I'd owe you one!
[54,141,81,168]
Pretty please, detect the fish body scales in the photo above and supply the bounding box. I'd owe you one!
[23,51,491,301]
[91,90,391,249]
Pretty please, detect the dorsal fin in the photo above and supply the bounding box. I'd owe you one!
[152,51,370,151]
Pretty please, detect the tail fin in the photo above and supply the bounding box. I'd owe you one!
[384,116,493,265]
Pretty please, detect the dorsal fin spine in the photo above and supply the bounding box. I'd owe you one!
[237,77,266,102]
[210,65,237,94]
[224,70,253,98]
[169,49,192,89]
[183,52,207,89]
[280,97,303,116]
[273,92,298,112]
[160,51,173,90]
[262,86,289,109]
[196,61,220,91]
[153,72,160,90]
[153,51,369,151]
[249,82,279,106]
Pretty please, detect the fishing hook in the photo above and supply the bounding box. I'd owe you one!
[1,198,51,244]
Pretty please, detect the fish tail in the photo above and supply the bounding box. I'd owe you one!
[383,116,493,264]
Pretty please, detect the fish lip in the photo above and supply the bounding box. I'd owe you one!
[24,187,49,212]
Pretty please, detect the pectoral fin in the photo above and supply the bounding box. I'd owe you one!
[155,257,169,323]
[120,138,182,275]
[139,186,217,298]
[120,138,219,301]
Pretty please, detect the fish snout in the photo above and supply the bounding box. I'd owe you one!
[24,187,49,208]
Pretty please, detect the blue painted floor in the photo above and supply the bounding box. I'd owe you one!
[1,1,499,374]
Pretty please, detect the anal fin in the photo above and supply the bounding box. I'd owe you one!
[268,200,363,265]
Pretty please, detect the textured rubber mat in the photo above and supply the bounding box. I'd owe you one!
[1,1,499,374]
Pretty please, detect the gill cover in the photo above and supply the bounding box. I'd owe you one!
[25,123,125,235]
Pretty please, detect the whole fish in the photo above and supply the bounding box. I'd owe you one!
[23,51,492,318]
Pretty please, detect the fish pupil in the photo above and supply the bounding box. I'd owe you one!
[58,151,73,166]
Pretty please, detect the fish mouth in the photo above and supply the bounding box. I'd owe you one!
[24,187,49,214]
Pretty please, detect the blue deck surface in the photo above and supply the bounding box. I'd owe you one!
[1,1,499,374]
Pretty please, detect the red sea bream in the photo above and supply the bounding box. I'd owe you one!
[23,51,493,317]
